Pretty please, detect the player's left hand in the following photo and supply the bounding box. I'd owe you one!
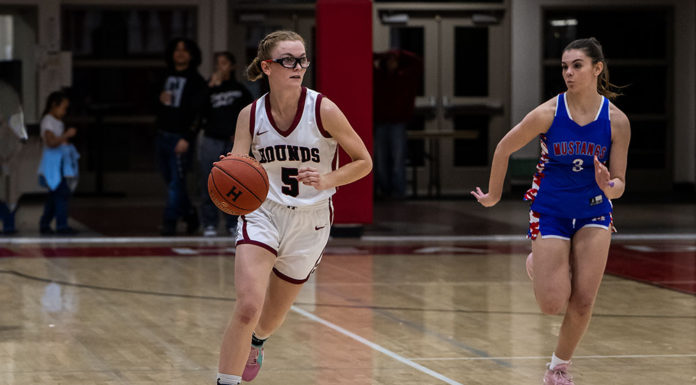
[594,155,613,192]
[297,166,330,190]
[471,187,500,207]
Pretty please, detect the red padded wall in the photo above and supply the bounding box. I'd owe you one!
[316,0,373,224]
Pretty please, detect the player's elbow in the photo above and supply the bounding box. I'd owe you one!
[363,155,373,175]
[353,157,372,182]
[351,150,372,173]
[352,156,372,182]
[494,141,514,159]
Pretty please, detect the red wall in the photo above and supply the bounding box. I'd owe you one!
[316,0,373,224]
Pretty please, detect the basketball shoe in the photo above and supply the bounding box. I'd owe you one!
[216,380,239,385]
[543,363,574,385]
[242,345,264,381]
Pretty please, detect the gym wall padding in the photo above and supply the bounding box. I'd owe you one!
[316,0,374,224]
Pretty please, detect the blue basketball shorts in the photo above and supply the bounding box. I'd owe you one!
[527,210,615,240]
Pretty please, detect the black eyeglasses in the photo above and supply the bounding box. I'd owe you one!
[264,56,310,69]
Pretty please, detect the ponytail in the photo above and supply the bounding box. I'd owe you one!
[246,57,264,81]
[597,64,621,100]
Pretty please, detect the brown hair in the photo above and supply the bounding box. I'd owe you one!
[42,90,69,117]
[246,30,306,82]
[214,51,236,65]
[564,37,623,100]
[165,38,202,69]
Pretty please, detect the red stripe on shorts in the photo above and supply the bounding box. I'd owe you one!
[237,215,278,256]
[272,267,308,284]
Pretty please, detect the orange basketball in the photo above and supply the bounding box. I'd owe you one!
[208,154,269,216]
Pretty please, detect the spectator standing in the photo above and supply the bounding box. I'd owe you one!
[199,52,253,237]
[38,91,80,235]
[373,49,422,199]
[155,38,206,235]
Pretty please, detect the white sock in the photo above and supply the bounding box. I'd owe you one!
[217,373,241,385]
[549,352,571,369]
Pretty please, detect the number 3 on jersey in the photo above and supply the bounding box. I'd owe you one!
[282,167,299,197]
[572,158,584,172]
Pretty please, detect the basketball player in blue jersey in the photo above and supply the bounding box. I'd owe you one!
[472,38,630,385]
[215,31,372,385]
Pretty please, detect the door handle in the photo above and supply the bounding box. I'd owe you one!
[442,96,450,108]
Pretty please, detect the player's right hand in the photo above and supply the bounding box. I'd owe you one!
[593,155,613,192]
[471,187,499,207]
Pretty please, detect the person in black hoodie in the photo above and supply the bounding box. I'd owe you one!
[156,38,206,235]
[198,52,253,237]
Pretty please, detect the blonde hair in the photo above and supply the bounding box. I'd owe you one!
[246,30,306,81]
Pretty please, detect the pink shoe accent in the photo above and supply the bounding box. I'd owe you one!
[526,252,534,281]
[543,363,574,385]
[242,345,264,382]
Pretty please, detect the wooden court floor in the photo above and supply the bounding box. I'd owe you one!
[1,237,694,385]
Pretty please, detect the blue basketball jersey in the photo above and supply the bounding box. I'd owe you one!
[524,93,612,218]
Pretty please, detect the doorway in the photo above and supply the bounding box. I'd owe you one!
[373,6,510,196]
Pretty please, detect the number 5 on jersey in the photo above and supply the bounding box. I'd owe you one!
[282,167,299,197]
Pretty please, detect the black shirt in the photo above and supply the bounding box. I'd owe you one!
[155,68,206,142]
[203,78,253,141]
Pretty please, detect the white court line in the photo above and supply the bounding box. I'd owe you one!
[0,233,696,245]
[1,232,696,245]
[362,233,696,243]
[613,233,696,241]
[0,236,235,245]
[290,306,464,385]
[362,235,526,243]
[409,353,696,361]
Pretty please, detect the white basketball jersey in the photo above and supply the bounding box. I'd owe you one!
[249,87,338,207]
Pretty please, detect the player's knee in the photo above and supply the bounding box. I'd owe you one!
[234,299,262,325]
[568,294,595,317]
[537,296,566,315]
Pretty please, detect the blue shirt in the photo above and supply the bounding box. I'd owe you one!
[524,93,612,218]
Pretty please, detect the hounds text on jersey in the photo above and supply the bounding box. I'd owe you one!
[257,144,320,164]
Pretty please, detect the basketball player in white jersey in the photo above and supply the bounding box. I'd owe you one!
[215,31,372,385]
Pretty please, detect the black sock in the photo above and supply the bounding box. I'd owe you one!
[251,333,267,347]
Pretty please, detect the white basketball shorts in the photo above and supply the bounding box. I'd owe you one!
[236,198,333,283]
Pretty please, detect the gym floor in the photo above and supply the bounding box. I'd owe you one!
[0,196,694,384]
